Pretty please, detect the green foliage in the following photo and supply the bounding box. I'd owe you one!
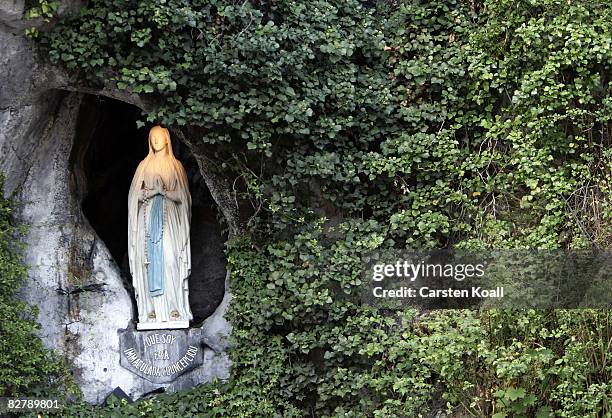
[25,0,61,21]
[24,0,61,37]
[41,0,611,245]
[33,0,612,416]
[0,176,70,397]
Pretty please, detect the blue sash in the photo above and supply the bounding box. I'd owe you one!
[147,194,164,296]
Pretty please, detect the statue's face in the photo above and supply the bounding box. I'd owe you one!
[151,132,167,153]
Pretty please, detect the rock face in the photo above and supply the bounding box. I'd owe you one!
[0,1,231,404]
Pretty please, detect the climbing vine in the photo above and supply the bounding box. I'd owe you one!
[22,0,612,415]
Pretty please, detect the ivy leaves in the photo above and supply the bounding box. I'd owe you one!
[34,0,612,416]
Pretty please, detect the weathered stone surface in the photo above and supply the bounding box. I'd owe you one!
[0,90,142,404]
[0,3,232,405]
[201,272,233,354]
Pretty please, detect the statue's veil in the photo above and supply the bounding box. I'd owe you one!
[144,126,177,158]
[140,126,182,190]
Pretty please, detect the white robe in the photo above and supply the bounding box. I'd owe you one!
[127,156,193,324]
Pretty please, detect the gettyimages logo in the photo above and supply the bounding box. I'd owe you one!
[371,260,486,282]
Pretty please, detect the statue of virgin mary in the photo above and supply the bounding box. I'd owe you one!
[128,126,193,330]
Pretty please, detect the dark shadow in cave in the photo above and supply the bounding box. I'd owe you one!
[69,95,227,324]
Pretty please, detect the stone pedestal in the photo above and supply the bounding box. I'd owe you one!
[119,327,204,384]
[110,289,231,400]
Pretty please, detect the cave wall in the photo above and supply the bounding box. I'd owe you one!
[0,89,142,403]
[0,1,232,404]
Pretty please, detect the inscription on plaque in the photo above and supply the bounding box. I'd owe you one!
[119,328,203,383]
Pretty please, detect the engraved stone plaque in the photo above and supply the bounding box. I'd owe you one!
[119,327,203,383]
